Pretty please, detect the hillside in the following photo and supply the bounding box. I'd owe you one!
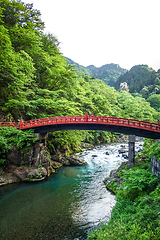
[86,63,127,86]
[65,57,93,76]
[65,58,127,86]
[0,0,160,157]
[115,65,160,96]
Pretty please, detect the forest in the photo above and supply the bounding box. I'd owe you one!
[1,0,159,158]
[0,1,160,239]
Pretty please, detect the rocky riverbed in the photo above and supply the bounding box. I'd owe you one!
[103,141,144,193]
[0,139,144,240]
[0,143,91,186]
[0,137,143,187]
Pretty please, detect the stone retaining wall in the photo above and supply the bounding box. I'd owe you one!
[151,156,160,180]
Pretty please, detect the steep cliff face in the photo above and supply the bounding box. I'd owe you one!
[1,141,53,185]
[0,139,87,186]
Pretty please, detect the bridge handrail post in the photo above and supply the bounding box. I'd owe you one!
[19,119,24,130]
[84,112,88,122]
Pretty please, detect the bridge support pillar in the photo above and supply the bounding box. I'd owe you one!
[33,133,48,168]
[128,135,135,168]
[34,133,48,146]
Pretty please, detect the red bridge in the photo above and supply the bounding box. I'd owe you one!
[1,114,160,139]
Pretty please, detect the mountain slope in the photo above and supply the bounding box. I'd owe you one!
[65,57,93,76]
[114,65,160,98]
[65,57,127,86]
[86,63,127,86]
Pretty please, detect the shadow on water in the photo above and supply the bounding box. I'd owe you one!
[0,142,143,239]
[0,169,89,240]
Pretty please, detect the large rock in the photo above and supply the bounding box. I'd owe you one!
[50,160,63,169]
[51,150,70,166]
[27,167,47,179]
[66,155,86,165]
[7,146,33,166]
[56,157,70,166]
[103,162,128,193]
[81,143,94,150]
[0,174,19,186]
[14,169,28,180]
[118,149,126,154]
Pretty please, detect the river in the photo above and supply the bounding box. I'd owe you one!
[0,141,143,240]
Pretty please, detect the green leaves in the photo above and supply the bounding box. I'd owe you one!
[1,0,160,155]
[117,91,158,121]
[0,126,36,165]
[88,147,160,240]
[47,130,90,154]
[118,169,158,200]
[146,140,160,160]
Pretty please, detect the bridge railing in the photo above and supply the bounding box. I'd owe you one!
[0,115,160,133]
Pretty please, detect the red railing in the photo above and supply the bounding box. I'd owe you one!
[0,115,160,133]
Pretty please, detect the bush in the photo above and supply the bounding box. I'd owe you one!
[0,126,37,166]
[117,168,158,201]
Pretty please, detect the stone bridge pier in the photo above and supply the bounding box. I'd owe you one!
[128,135,135,168]
[34,132,48,146]
[33,133,48,168]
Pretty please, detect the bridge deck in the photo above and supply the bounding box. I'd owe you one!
[0,115,160,139]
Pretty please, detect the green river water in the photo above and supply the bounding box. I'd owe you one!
[0,142,142,240]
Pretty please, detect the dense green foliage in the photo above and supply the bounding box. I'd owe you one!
[86,64,127,86]
[147,94,160,112]
[0,126,36,165]
[88,141,160,239]
[0,0,160,157]
[65,57,93,77]
[66,58,127,87]
[115,65,160,94]
[1,2,160,238]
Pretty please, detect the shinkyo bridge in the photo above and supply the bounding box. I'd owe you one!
[1,114,160,139]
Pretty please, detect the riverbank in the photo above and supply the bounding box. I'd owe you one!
[0,141,126,240]
[0,136,142,187]
[88,141,160,240]
[0,143,93,186]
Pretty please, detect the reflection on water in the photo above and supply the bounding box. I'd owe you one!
[0,142,143,240]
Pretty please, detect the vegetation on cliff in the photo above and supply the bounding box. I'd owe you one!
[67,60,160,114]
[114,65,160,113]
[0,126,36,166]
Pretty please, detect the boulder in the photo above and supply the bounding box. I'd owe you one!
[81,143,94,149]
[57,157,70,166]
[6,146,23,165]
[50,160,63,169]
[66,155,86,165]
[103,162,128,193]
[27,169,39,179]
[14,169,28,180]
[51,150,70,166]
[122,153,128,159]
[27,167,47,179]
[118,149,126,154]
[0,175,19,186]
[39,167,48,177]
[7,146,33,166]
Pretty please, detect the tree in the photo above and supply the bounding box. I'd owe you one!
[0,0,44,30]
[147,94,160,112]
